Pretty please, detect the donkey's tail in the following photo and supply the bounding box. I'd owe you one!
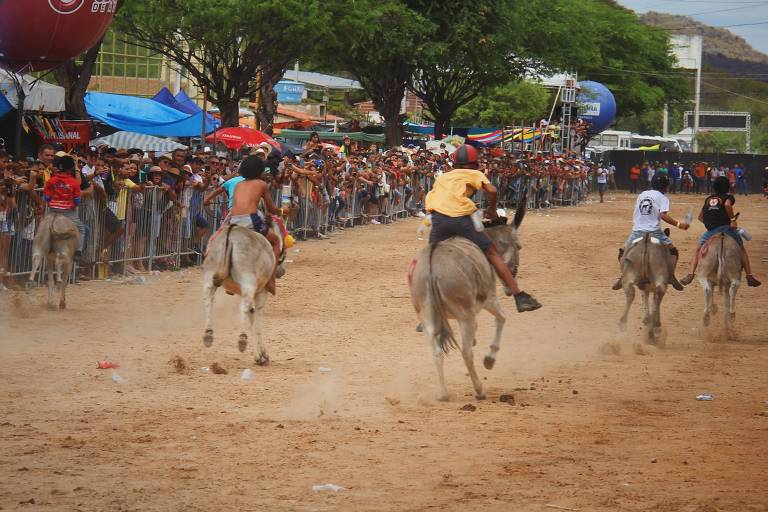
[427,244,458,353]
[212,224,235,287]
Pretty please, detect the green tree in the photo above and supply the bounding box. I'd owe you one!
[403,0,688,138]
[406,0,526,137]
[115,0,334,128]
[453,80,550,127]
[319,0,434,146]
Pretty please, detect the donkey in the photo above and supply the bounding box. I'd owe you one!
[201,222,284,366]
[617,232,673,343]
[409,206,526,401]
[698,233,742,336]
[29,213,79,310]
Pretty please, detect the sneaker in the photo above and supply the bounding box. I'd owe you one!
[370,219,381,225]
[317,233,329,240]
[746,275,762,287]
[514,291,542,312]
[680,273,695,286]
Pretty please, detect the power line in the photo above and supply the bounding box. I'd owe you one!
[701,80,768,105]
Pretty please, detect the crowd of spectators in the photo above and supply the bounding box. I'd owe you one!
[1,133,600,284]
[627,160,753,196]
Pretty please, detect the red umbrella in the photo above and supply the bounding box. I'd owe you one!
[206,127,280,150]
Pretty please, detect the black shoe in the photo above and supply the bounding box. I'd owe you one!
[680,273,695,286]
[514,291,541,312]
[612,277,623,290]
[746,275,762,287]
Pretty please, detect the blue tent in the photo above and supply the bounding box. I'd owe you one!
[151,87,218,127]
[85,92,216,137]
[174,90,203,115]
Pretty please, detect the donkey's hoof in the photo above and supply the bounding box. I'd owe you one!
[642,316,651,326]
[59,301,66,310]
[255,353,270,366]
[483,355,496,370]
[475,391,486,400]
[703,314,710,327]
[415,323,423,333]
[203,330,214,347]
[238,334,248,353]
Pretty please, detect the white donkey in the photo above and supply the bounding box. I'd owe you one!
[201,223,284,365]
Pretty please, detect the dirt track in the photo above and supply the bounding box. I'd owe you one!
[2,193,767,512]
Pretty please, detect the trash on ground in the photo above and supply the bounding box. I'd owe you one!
[111,372,127,384]
[241,369,255,380]
[499,394,515,404]
[312,483,346,492]
[459,403,477,411]
[96,360,119,369]
[200,367,210,373]
[696,393,714,401]
[319,367,332,373]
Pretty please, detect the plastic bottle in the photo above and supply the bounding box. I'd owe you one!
[471,210,485,232]
[737,227,753,241]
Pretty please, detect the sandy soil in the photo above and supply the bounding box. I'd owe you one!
[1,193,767,512]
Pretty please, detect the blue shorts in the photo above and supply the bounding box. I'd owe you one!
[699,225,743,247]
[625,229,671,246]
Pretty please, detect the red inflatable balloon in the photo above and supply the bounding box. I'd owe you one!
[0,0,116,71]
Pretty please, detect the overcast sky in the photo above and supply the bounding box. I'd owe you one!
[617,0,768,54]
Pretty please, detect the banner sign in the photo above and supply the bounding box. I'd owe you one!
[275,81,304,104]
[32,119,91,145]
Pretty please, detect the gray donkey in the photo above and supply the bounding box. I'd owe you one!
[409,206,526,401]
[29,213,80,310]
[618,232,673,343]
[698,233,742,336]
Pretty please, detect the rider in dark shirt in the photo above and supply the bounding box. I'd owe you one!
[680,176,760,287]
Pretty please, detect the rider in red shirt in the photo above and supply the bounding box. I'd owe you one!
[44,166,81,209]
[43,155,86,257]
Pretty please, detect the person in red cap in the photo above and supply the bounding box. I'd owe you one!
[425,144,541,312]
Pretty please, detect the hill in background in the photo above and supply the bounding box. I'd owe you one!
[641,11,768,78]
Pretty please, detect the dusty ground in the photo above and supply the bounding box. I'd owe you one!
[1,193,767,512]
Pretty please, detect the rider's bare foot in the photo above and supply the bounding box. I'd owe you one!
[746,274,762,287]
[611,277,623,290]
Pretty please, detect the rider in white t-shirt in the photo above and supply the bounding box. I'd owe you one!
[612,175,689,291]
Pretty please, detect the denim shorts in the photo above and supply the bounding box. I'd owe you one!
[699,225,743,247]
[625,229,671,246]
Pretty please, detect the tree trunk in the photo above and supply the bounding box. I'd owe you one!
[256,80,279,135]
[218,100,241,128]
[432,115,450,140]
[375,93,404,147]
[53,37,104,119]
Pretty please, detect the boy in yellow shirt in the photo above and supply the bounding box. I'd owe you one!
[426,145,541,312]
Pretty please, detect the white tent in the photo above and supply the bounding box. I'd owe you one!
[90,131,188,152]
[0,69,65,112]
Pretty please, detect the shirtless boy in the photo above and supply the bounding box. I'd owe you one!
[230,156,283,295]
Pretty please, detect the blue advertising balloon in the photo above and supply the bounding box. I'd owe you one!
[577,81,616,135]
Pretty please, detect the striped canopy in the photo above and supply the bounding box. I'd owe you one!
[90,131,188,152]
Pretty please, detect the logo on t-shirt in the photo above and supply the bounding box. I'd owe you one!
[708,197,721,209]
[638,198,654,215]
